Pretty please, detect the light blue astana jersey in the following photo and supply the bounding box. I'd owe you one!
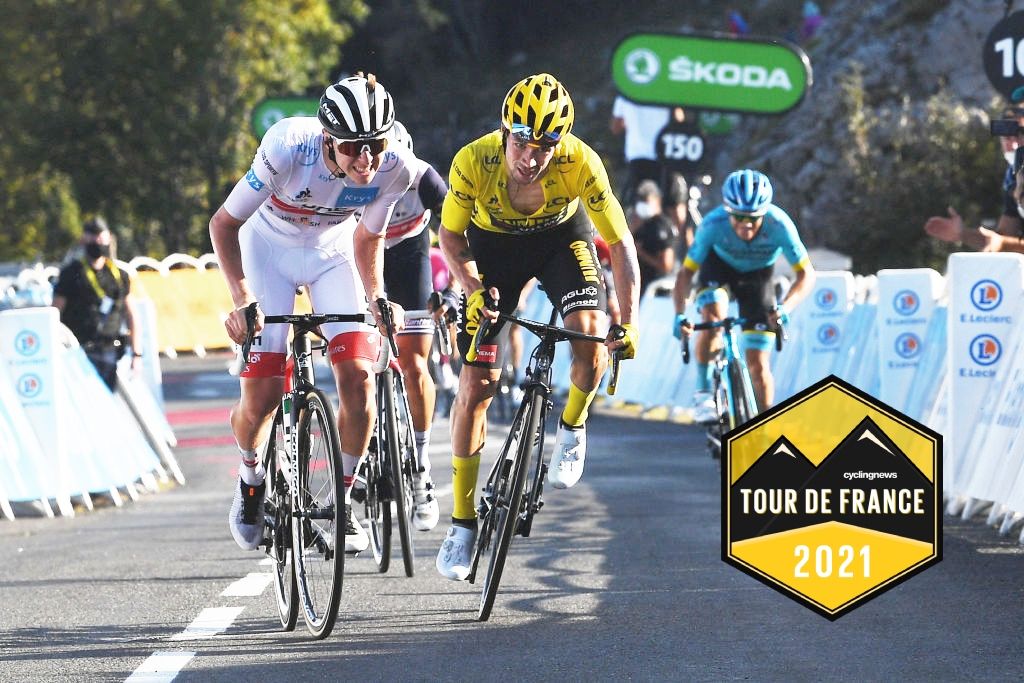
[684,204,810,273]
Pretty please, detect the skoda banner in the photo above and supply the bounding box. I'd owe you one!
[251,97,319,139]
[611,32,812,115]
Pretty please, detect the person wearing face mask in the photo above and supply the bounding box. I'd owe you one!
[52,216,142,390]
[632,180,680,297]
[925,106,1024,250]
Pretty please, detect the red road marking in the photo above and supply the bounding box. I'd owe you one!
[167,406,232,426]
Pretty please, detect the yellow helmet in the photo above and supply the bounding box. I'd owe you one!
[501,73,574,144]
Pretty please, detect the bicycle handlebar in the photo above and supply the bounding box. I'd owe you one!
[467,305,624,395]
[679,314,786,364]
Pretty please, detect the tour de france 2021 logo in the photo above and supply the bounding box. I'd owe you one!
[722,375,941,620]
[624,49,660,84]
[970,279,1002,312]
[892,290,920,316]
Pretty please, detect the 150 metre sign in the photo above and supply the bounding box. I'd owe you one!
[611,32,811,115]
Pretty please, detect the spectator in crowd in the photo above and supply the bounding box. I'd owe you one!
[610,95,671,206]
[925,106,1024,252]
[800,2,824,42]
[52,217,142,390]
[633,180,680,297]
[664,172,694,251]
[726,9,750,36]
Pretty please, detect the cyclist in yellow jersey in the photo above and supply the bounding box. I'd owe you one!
[435,73,641,580]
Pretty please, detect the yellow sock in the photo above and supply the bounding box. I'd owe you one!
[561,381,597,428]
[451,452,481,521]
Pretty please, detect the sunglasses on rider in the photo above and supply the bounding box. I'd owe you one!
[727,211,762,223]
[334,137,388,157]
[509,123,561,149]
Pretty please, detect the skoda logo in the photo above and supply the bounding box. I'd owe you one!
[14,330,40,356]
[817,323,840,346]
[893,290,919,316]
[970,280,1002,312]
[894,332,921,359]
[969,334,1001,366]
[624,49,660,84]
[815,288,838,311]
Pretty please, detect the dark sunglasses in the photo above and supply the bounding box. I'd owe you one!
[728,211,762,223]
[334,137,388,156]
[509,122,560,149]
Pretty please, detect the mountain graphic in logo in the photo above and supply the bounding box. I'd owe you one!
[729,417,934,543]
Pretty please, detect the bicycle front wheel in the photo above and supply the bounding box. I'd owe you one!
[478,390,542,621]
[727,362,757,427]
[266,407,297,631]
[292,388,344,639]
[383,369,416,577]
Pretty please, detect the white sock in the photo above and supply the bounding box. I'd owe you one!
[415,428,431,474]
[341,451,360,503]
[238,447,265,486]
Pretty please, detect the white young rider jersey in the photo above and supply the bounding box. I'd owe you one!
[381,156,432,249]
[222,116,415,238]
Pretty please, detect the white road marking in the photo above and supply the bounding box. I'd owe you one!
[169,607,245,641]
[126,651,196,682]
[221,572,274,597]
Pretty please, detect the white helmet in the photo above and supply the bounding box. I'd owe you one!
[318,73,395,140]
[388,120,413,152]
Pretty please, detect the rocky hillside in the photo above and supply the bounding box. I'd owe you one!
[722,0,1005,247]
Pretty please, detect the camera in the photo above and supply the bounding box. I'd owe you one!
[991,119,1023,136]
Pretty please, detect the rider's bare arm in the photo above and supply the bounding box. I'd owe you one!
[608,232,640,326]
[439,225,483,296]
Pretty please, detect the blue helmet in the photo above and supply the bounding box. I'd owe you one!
[722,169,773,216]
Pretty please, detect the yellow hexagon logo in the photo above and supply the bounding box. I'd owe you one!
[722,374,941,620]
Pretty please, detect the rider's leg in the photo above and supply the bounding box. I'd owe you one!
[743,335,775,410]
[695,290,728,392]
[562,308,608,425]
[331,348,377,554]
[397,332,435,470]
[397,330,441,530]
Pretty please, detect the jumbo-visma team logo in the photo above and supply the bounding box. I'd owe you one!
[894,333,921,359]
[969,334,1001,366]
[815,288,838,311]
[892,290,919,316]
[624,49,660,84]
[970,280,1002,311]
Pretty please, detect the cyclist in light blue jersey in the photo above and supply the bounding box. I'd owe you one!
[672,169,816,417]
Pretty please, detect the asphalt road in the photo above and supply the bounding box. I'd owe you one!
[2,354,1023,682]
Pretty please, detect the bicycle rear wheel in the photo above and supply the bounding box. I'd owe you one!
[477,390,542,621]
[266,407,298,631]
[360,444,392,572]
[292,388,344,639]
[384,369,417,577]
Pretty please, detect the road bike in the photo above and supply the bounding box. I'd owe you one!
[234,304,378,639]
[356,308,443,577]
[465,308,623,621]
[680,313,784,460]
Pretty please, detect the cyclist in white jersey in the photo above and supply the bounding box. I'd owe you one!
[374,120,448,531]
[211,73,414,555]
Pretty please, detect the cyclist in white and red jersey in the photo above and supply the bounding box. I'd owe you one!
[211,73,414,555]
[374,120,447,531]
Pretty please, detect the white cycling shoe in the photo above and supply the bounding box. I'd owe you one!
[229,478,266,551]
[345,505,369,554]
[547,421,586,489]
[412,471,440,531]
[435,524,476,581]
[692,391,718,424]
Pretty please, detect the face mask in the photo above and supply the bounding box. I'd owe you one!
[634,202,655,220]
[1006,151,1017,166]
[85,243,110,259]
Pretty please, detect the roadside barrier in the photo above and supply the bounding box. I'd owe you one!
[0,307,180,519]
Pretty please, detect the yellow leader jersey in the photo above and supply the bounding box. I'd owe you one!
[440,130,629,245]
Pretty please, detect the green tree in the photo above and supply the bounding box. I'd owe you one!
[0,0,366,262]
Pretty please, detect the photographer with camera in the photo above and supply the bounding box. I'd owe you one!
[925,106,1024,253]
